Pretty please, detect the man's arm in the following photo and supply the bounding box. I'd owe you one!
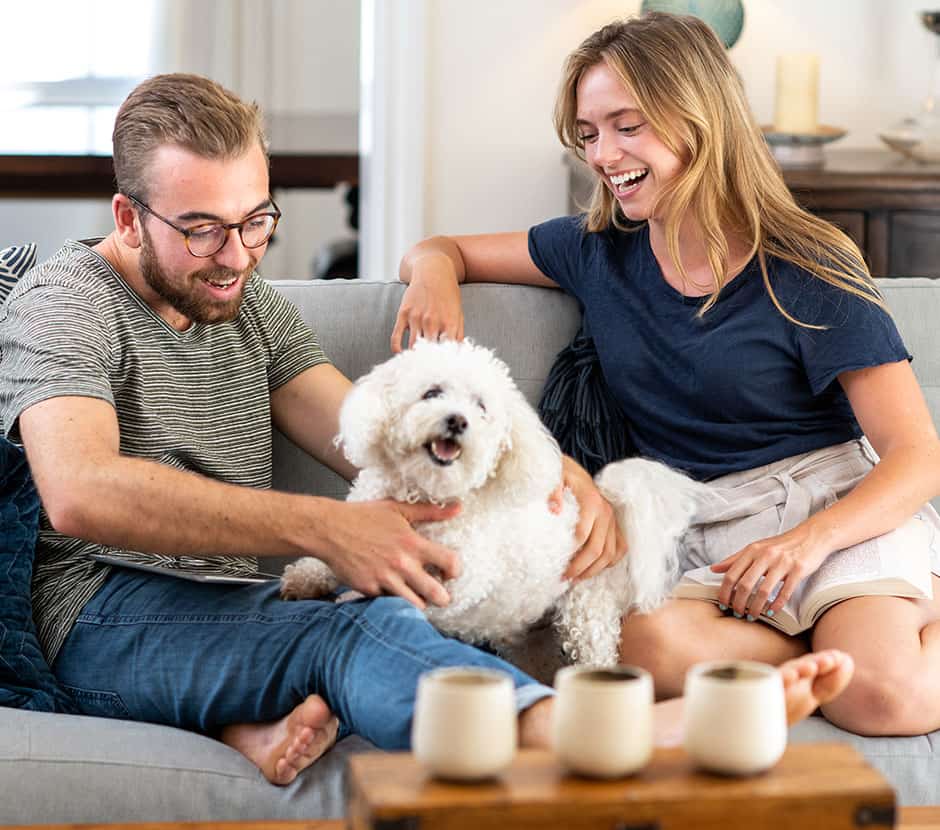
[269,362,358,482]
[19,395,459,608]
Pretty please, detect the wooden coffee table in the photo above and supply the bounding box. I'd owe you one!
[2,807,939,829]
[345,745,904,829]
[905,809,940,828]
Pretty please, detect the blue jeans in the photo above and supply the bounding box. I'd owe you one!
[52,569,553,749]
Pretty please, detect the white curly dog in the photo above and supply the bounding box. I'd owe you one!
[281,338,709,668]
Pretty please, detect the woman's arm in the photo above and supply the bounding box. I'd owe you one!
[828,360,940,536]
[713,360,940,617]
[392,232,556,351]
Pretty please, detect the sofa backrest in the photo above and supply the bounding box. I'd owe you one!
[268,277,939,504]
[877,278,940,428]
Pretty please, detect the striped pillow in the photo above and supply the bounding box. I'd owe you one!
[0,243,37,304]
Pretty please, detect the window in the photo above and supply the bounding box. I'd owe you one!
[0,0,161,154]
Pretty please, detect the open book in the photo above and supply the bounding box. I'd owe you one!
[673,514,935,635]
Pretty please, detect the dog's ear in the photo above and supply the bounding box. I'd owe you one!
[337,361,394,469]
[494,385,563,494]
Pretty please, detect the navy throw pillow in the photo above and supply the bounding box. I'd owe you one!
[537,322,636,475]
[0,243,37,305]
[0,437,78,712]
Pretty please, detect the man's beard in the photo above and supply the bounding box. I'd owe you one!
[139,228,255,325]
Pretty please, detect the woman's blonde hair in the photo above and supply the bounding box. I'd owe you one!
[112,73,268,202]
[554,12,883,322]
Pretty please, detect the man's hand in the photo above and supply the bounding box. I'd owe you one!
[552,456,627,581]
[316,499,463,609]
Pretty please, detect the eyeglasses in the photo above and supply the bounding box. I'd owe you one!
[125,193,281,258]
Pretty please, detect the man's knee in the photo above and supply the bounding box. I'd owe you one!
[331,596,436,648]
[354,595,430,624]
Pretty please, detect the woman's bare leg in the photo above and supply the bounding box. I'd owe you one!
[653,649,855,747]
[619,598,807,699]
[812,574,940,735]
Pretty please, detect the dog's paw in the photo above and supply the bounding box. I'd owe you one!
[280,558,338,600]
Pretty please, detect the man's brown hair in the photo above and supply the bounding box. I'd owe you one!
[112,73,268,201]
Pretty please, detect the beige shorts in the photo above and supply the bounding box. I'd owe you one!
[680,438,940,579]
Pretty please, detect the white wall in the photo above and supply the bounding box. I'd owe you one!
[421,0,931,237]
[0,200,113,258]
[425,0,629,236]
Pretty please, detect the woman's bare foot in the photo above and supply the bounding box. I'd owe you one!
[653,649,855,747]
[220,695,339,785]
[779,648,854,725]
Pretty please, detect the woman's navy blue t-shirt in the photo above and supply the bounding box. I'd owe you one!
[528,216,911,481]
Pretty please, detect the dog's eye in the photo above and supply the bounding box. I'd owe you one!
[422,386,443,400]
[476,398,487,413]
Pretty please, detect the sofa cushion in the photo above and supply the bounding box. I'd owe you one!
[0,437,78,713]
[0,708,373,823]
[790,716,940,807]
[0,243,37,305]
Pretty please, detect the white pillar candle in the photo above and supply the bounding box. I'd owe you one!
[773,52,819,135]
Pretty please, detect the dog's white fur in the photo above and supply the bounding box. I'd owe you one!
[281,339,709,667]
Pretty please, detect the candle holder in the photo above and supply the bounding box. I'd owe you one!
[761,125,846,168]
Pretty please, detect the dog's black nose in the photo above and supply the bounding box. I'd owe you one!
[446,414,468,435]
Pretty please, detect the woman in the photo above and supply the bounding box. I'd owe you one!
[392,13,940,736]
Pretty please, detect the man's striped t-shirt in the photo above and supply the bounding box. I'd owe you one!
[0,240,329,662]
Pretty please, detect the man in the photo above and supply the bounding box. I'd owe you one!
[0,73,853,785]
[0,73,563,785]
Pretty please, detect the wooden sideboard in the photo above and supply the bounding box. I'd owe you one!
[565,149,940,278]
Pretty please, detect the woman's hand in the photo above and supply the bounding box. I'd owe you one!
[553,455,627,581]
[711,521,832,618]
[391,254,464,352]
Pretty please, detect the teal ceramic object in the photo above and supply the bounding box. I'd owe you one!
[639,0,745,48]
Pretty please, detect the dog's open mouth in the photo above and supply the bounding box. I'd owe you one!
[426,437,462,466]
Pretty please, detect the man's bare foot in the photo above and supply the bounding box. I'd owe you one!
[220,695,339,785]
[780,649,854,725]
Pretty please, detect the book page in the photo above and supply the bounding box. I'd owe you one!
[799,514,933,627]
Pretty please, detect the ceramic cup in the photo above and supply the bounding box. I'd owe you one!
[683,660,787,776]
[411,666,517,781]
[552,665,654,778]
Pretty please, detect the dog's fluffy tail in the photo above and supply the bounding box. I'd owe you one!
[595,457,711,613]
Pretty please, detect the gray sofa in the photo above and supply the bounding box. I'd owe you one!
[1,277,938,823]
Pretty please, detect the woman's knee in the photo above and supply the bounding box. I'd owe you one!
[619,602,706,682]
[821,666,934,736]
[619,609,671,667]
